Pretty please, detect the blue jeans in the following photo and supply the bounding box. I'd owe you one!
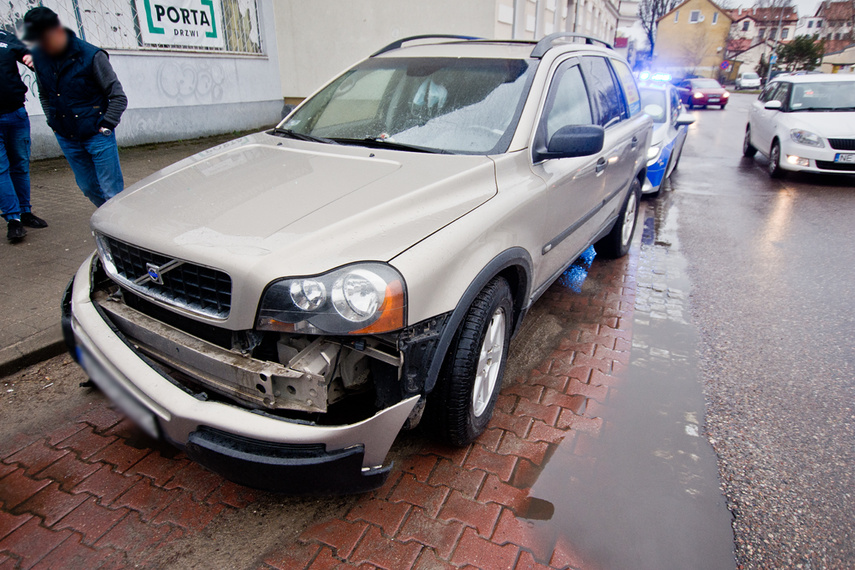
[0,107,32,221]
[55,131,124,207]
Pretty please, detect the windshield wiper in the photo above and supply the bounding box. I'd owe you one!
[329,137,448,154]
[271,128,338,145]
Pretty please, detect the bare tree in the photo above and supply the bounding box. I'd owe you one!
[638,0,680,56]
[680,27,716,75]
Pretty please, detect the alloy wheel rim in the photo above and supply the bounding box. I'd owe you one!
[622,191,637,245]
[472,308,506,418]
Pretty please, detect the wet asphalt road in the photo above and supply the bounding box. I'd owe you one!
[668,93,855,569]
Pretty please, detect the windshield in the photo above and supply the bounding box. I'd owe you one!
[789,82,855,112]
[691,79,721,89]
[639,88,667,123]
[742,73,759,80]
[278,57,537,154]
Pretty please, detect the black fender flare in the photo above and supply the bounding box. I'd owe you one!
[423,247,533,393]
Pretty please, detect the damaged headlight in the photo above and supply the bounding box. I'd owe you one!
[256,263,406,335]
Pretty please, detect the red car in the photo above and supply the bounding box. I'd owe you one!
[677,78,730,109]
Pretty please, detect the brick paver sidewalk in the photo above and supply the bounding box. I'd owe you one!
[0,236,637,569]
[0,133,252,372]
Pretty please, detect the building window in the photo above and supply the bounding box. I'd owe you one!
[689,10,701,23]
[835,32,842,40]
[817,20,822,28]
[781,28,788,39]
[674,10,679,22]
[758,28,766,39]
[769,28,776,40]
[712,12,718,24]
[807,20,813,28]
[742,21,750,31]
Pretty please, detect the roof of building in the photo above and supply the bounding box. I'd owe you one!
[814,1,854,21]
[727,6,799,24]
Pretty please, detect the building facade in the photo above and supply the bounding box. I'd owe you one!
[727,6,799,44]
[814,1,854,53]
[654,0,732,78]
[2,0,283,158]
[274,0,620,100]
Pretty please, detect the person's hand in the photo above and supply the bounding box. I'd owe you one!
[22,54,33,69]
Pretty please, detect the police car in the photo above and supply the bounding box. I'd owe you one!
[638,73,695,195]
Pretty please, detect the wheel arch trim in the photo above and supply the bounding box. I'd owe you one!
[423,247,533,393]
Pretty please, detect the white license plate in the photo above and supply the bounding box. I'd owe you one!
[708,98,720,103]
[835,153,855,163]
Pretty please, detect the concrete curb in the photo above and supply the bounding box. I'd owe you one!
[0,324,66,377]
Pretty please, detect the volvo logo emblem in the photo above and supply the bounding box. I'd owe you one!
[146,263,164,285]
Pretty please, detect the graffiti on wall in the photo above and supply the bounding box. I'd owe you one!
[157,59,228,104]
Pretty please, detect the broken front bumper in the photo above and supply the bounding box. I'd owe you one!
[63,254,418,494]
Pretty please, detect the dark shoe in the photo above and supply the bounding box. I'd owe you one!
[21,212,48,228]
[7,220,27,242]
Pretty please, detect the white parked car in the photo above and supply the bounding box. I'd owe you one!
[743,74,855,178]
[736,72,762,90]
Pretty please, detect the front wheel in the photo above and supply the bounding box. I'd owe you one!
[769,140,786,179]
[596,177,641,259]
[428,277,513,446]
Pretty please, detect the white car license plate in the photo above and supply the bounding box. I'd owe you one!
[835,153,855,163]
[708,98,720,103]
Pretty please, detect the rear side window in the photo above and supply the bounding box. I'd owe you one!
[580,56,624,127]
[541,63,594,142]
[759,83,778,102]
[611,59,641,116]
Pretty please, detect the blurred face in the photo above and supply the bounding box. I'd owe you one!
[38,26,68,56]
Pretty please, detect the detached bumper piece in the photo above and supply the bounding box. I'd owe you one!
[184,427,390,495]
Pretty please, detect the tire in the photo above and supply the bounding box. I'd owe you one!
[428,277,513,446]
[596,177,641,259]
[671,146,683,172]
[743,127,757,157]
[769,140,786,179]
[720,105,727,110]
[687,102,694,110]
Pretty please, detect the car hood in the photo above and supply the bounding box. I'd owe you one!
[91,132,497,325]
[697,88,726,95]
[786,112,855,137]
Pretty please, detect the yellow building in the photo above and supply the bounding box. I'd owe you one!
[654,0,733,78]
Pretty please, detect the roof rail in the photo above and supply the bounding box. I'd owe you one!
[530,33,614,58]
[371,35,483,57]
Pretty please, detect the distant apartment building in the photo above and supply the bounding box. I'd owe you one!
[796,16,824,37]
[814,1,854,53]
[654,0,732,78]
[727,5,799,44]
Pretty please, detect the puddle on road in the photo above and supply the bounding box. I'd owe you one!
[516,194,735,570]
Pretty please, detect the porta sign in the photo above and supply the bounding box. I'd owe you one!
[135,0,225,49]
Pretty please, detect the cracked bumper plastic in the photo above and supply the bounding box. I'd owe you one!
[63,254,418,493]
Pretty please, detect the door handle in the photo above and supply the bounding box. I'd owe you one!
[631,136,639,150]
[595,158,608,173]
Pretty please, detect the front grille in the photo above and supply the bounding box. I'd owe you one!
[816,160,855,172]
[828,139,855,151]
[102,236,232,319]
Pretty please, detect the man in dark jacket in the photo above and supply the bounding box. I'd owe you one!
[24,7,128,207]
[0,27,48,242]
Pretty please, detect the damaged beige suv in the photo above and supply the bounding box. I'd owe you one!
[63,34,651,493]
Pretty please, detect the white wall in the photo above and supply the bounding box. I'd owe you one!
[273,0,502,99]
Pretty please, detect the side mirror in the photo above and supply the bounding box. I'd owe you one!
[535,125,605,161]
[764,100,783,111]
[675,113,695,127]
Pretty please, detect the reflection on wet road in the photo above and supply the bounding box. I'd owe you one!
[519,195,734,570]
[672,94,855,568]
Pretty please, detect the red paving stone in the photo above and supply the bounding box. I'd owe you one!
[0,250,636,568]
